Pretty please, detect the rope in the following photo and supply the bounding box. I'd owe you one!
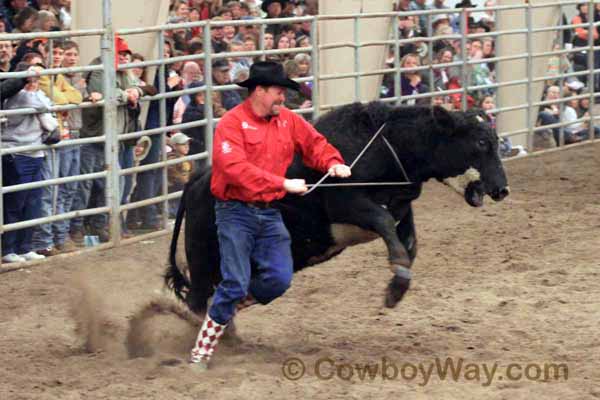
[306,182,414,188]
[302,123,414,196]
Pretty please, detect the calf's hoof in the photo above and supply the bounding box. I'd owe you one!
[384,266,412,308]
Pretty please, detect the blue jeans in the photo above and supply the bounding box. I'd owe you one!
[209,200,293,325]
[1,155,43,255]
[53,145,80,245]
[31,150,59,250]
[71,143,107,232]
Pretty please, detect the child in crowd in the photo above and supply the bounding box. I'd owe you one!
[167,132,195,218]
[478,95,527,158]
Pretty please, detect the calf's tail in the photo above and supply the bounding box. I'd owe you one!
[164,183,191,303]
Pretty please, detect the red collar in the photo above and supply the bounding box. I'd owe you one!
[242,98,279,124]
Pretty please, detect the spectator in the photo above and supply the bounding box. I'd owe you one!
[187,40,205,73]
[10,38,45,71]
[222,23,236,44]
[70,35,142,242]
[468,38,495,98]
[1,51,38,108]
[188,7,202,37]
[535,85,567,149]
[229,39,251,80]
[561,90,600,141]
[294,52,311,77]
[172,0,190,22]
[215,5,233,20]
[298,17,312,38]
[226,0,242,19]
[304,0,318,16]
[36,0,52,11]
[397,14,420,57]
[50,0,71,30]
[0,39,13,72]
[431,46,454,90]
[188,0,212,20]
[432,24,454,55]
[35,9,58,31]
[478,95,526,157]
[181,80,206,157]
[129,53,152,88]
[263,31,275,50]
[571,3,600,89]
[242,33,258,60]
[431,13,450,36]
[431,0,448,10]
[274,33,293,61]
[296,34,310,48]
[479,0,496,32]
[128,39,182,231]
[262,0,286,36]
[481,36,495,72]
[282,59,311,111]
[430,90,454,110]
[170,49,185,74]
[32,40,83,256]
[409,0,427,35]
[172,61,202,124]
[234,15,258,42]
[12,6,37,33]
[166,132,195,218]
[281,0,296,17]
[2,0,29,32]
[211,58,241,117]
[451,0,475,34]
[400,53,429,105]
[53,40,91,247]
[210,16,227,53]
[1,61,57,263]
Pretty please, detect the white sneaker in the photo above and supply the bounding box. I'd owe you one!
[20,251,46,261]
[2,253,26,263]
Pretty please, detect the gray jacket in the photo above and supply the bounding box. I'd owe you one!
[2,89,58,158]
[63,72,89,135]
[81,57,141,138]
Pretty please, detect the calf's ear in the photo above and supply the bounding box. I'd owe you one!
[431,105,456,132]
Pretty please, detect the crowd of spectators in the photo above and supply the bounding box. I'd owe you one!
[0,0,318,263]
[1,0,598,264]
[382,0,600,154]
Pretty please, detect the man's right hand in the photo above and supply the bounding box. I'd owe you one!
[126,88,140,105]
[283,179,308,194]
[89,92,103,103]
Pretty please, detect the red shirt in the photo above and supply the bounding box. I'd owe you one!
[211,99,345,202]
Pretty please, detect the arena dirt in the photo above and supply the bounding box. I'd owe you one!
[1,143,599,400]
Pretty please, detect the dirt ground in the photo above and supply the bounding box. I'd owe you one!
[1,143,599,400]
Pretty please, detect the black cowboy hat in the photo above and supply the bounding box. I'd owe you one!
[455,0,475,8]
[236,61,300,91]
[261,0,288,13]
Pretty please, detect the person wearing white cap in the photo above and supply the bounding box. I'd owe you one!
[167,132,194,218]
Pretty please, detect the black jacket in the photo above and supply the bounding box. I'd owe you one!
[182,101,206,156]
[0,77,27,109]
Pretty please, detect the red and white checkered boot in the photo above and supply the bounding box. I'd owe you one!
[236,294,258,312]
[189,314,226,369]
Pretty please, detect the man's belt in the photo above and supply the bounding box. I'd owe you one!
[246,201,274,209]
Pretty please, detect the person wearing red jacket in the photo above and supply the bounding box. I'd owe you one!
[190,61,351,370]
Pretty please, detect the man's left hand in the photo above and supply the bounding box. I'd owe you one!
[329,164,351,178]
